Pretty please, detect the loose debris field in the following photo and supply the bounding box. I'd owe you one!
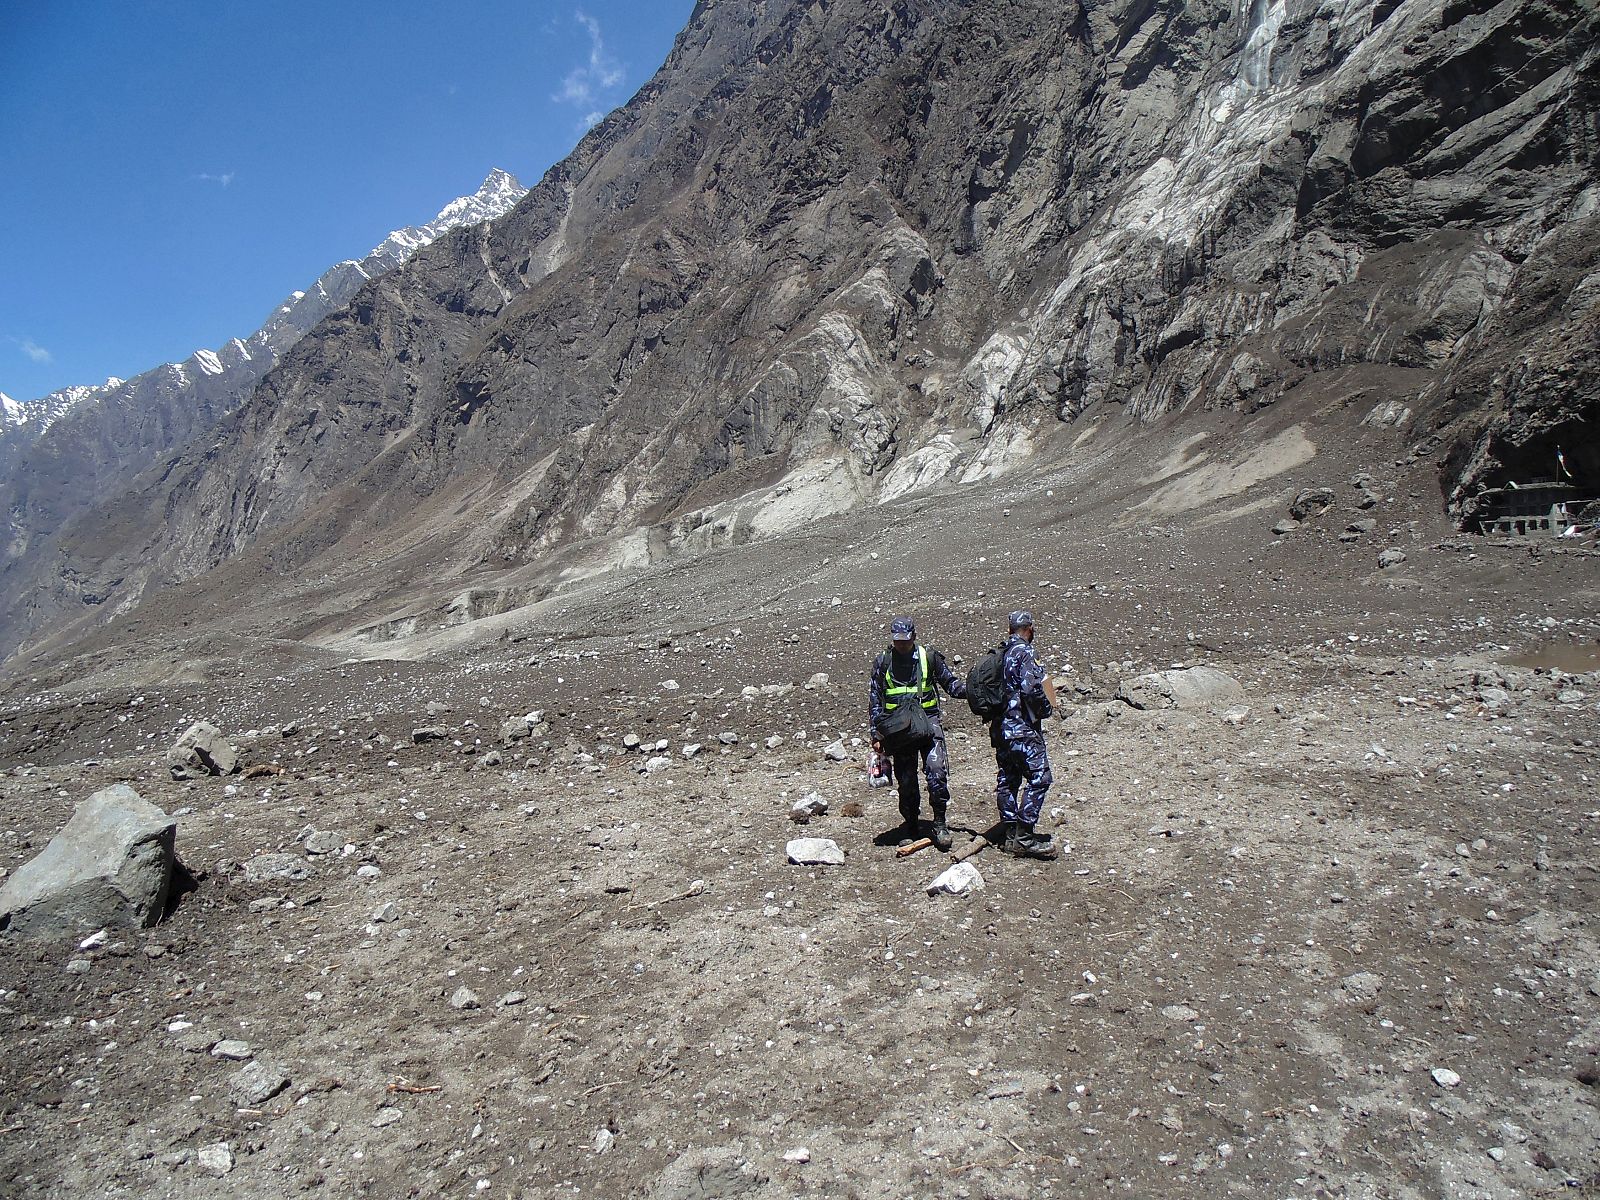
[1,461,1598,1199]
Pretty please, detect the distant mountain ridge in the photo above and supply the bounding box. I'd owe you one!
[0,169,526,645]
[2,168,526,436]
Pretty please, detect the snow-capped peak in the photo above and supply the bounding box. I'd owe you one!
[366,169,528,262]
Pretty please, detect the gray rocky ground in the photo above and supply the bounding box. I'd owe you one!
[0,425,1596,1199]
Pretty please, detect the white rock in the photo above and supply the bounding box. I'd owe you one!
[210,1039,253,1061]
[372,1107,403,1128]
[593,1128,615,1154]
[927,863,984,896]
[1430,1067,1461,1088]
[822,740,849,761]
[786,838,845,866]
[196,1142,234,1175]
[450,986,481,1011]
[659,679,680,692]
[807,673,831,688]
[765,735,784,750]
[789,793,829,823]
[1161,1004,1200,1022]
[783,1146,812,1163]
[644,756,673,773]
[681,743,702,759]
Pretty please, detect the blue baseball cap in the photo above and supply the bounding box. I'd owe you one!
[890,617,915,639]
[1008,610,1034,632]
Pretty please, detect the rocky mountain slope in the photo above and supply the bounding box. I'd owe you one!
[0,170,526,655]
[7,0,1598,670]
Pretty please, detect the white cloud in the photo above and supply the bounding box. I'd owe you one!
[6,336,52,364]
[554,9,624,115]
[195,172,235,187]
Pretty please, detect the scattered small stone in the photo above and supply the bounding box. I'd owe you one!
[1377,548,1407,568]
[228,1060,291,1107]
[303,830,340,856]
[450,986,481,1011]
[1290,488,1334,521]
[593,1128,615,1155]
[355,864,382,881]
[372,1108,403,1128]
[65,958,91,975]
[623,733,642,750]
[783,1146,812,1164]
[210,1039,254,1061]
[1430,1067,1461,1088]
[927,863,984,897]
[765,735,784,750]
[498,991,528,1007]
[822,740,848,761]
[166,722,239,779]
[681,743,702,759]
[1161,1004,1200,1022]
[659,679,680,692]
[644,756,673,773]
[718,732,739,745]
[789,792,829,823]
[371,902,398,924]
[1070,992,1098,1007]
[786,838,845,866]
[196,1142,234,1176]
[412,726,450,744]
[986,1080,1026,1099]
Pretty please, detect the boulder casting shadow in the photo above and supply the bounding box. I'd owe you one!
[0,784,182,939]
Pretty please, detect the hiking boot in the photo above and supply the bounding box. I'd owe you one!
[1005,823,1059,860]
[931,818,953,852]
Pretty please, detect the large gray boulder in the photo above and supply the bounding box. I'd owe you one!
[0,785,178,938]
[1117,667,1246,712]
[166,721,238,779]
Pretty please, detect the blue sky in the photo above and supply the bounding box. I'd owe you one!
[0,1,696,401]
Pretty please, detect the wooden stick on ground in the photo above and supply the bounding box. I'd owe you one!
[895,837,935,858]
[951,835,990,863]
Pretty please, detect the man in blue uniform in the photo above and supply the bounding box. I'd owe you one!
[993,610,1058,859]
[868,616,966,850]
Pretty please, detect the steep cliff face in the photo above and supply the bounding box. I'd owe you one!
[14,0,1598,660]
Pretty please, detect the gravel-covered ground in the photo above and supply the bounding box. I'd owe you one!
[2,425,1598,1199]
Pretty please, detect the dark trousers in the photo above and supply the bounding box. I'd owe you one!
[995,730,1052,826]
[891,714,949,825]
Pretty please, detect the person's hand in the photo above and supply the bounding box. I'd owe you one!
[872,739,882,752]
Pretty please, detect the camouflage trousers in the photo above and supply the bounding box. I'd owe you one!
[890,714,950,825]
[995,730,1053,826]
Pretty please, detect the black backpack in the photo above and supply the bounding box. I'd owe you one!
[965,644,1008,722]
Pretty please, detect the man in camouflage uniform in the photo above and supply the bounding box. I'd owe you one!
[992,610,1058,859]
[868,616,966,850]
